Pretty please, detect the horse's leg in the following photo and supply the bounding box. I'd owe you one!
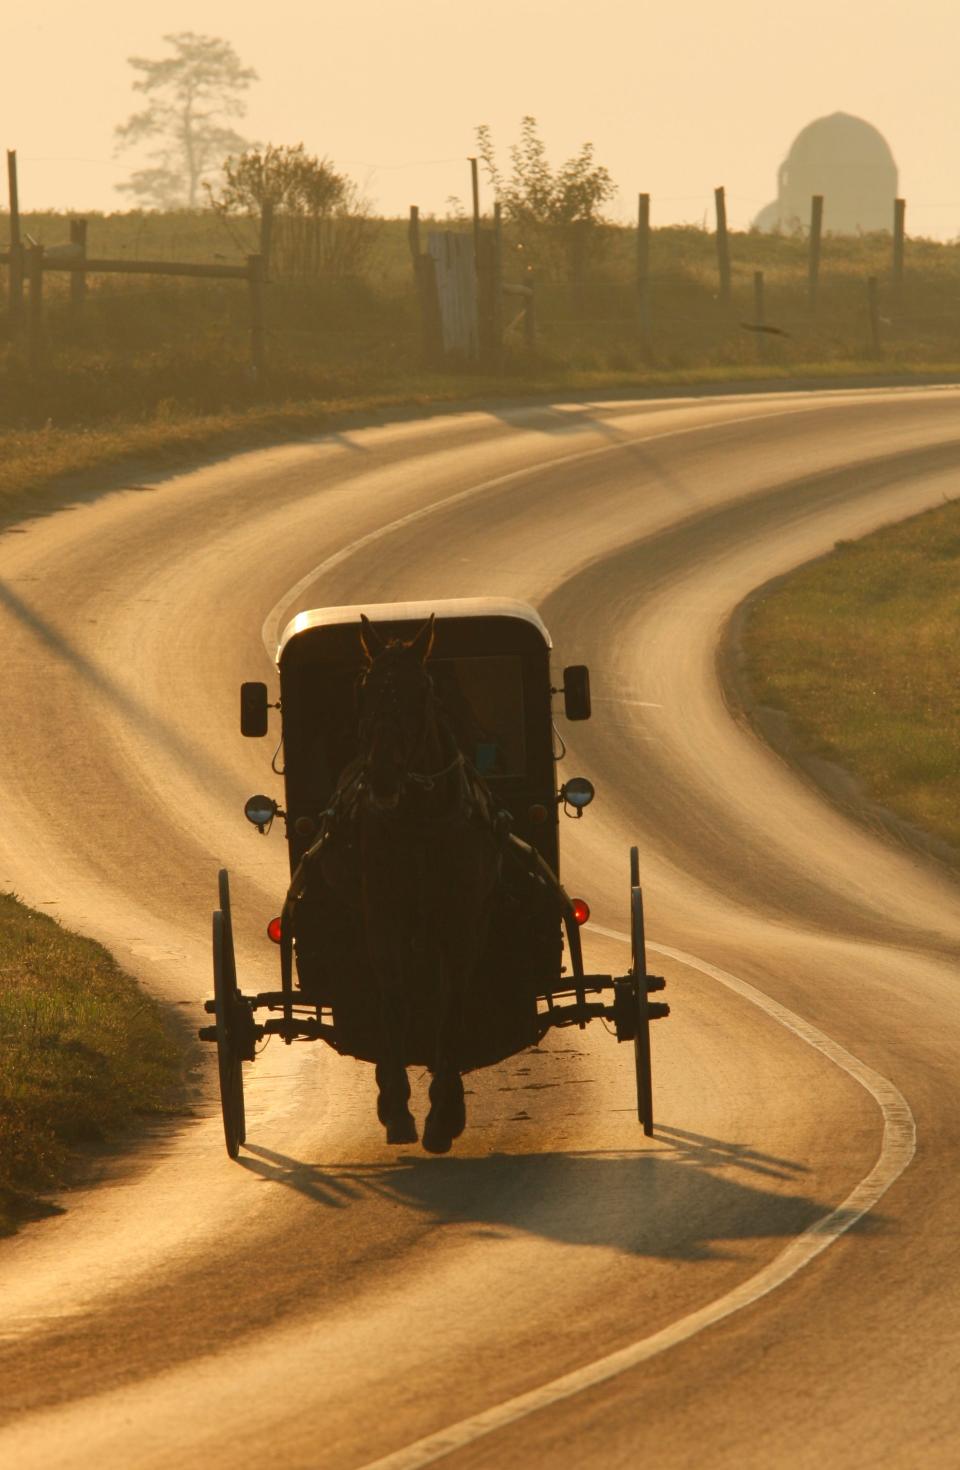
[369,929,417,1146]
[422,923,470,1156]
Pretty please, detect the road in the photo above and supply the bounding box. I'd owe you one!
[0,388,958,1468]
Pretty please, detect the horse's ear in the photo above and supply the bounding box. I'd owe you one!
[359,613,386,663]
[409,614,435,664]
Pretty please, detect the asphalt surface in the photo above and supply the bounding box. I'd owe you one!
[0,388,958,1468]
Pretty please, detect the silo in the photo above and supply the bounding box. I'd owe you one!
[754,113,898,233]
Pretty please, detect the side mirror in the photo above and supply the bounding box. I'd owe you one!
[244,794,278,833]
[563,665,591,721]
[561,776,595,817]
[241,682,269,737]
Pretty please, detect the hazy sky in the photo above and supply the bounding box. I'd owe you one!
[4,0,959,236]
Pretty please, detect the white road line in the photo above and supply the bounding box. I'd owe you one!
[355,933,916,1470]
[260,401,811,657]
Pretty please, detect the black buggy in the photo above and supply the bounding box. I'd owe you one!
[200,598,669,1156]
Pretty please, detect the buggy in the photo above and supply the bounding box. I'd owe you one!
[200,598,669,1155]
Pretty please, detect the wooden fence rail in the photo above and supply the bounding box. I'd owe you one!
[0,246,265,376]
[0,252,251,280]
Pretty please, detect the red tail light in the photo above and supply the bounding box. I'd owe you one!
[267,916,282,944]
[571,898,590,925]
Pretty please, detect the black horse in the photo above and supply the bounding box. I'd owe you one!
[316,613,503,1153]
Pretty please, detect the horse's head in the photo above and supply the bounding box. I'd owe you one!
[357,614,436,808]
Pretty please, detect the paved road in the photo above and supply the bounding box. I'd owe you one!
[0,389,958,1468]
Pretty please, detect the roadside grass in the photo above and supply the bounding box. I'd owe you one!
[0,893,188,1236]
[9,355,959,524]
[740,498,960,861]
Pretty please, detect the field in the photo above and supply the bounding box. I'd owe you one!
[3,211,960,466]
[738,498,960,866]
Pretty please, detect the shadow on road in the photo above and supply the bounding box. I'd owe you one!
[239,1127,877,1263]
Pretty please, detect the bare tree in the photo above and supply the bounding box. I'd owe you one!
[116,32,257,208]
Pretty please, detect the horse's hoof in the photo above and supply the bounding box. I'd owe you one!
[422,1120,453,1155]
[448,1106,466,1141]
[386,1113,418,1145]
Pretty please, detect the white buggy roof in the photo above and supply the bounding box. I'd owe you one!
[276,597,552,662]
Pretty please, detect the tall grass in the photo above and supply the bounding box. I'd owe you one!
[741,499,960,859]
[0,893,187,1234]
[3,211,960,406]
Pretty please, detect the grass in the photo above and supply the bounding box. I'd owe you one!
[740,498,960,861]
[0,893,188,1235]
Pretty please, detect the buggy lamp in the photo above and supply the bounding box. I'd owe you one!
[560,776,595,816]
[266,917,283,944]
[571,898,590,925]
[244,794,279,833]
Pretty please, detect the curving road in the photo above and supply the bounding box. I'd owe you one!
[0,388,958,1468]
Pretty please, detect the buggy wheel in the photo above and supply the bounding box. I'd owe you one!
[213,891,246,1159]
[218,867,237,989]
[630,846,655,1137]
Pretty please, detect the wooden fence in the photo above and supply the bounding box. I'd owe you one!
[3,148,268,375]
[1,145,920,375]
[408,200,533,366]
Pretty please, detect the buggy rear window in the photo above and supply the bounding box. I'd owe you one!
[432,655,525,778]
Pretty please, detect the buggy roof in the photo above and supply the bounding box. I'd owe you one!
[276,598,552,663]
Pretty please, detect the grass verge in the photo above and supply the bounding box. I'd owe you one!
[0,893,188,1236]
[4,359,960,526]
[738,497,960,866]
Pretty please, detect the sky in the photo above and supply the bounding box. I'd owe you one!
[4,0,959,237]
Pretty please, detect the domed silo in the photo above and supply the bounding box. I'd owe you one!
[753,113,898,234]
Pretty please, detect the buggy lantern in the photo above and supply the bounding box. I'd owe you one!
[561,776,595,817]
[266,916,282,944]
[244,794,278,833]
[571,897,590,925]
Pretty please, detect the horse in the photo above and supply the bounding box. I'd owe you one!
[317,613,503,1153]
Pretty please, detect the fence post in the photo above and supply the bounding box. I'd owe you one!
[69,218,88,316]
[469,157,481,265]
[636,192,651,356]
[753,270,766,362]
[418,251,444,366]
[714,189,729,304]
[867,276,881,355]
[408,205,421,272]
[259,200,274,277]
[247,253,266,380]
[27,243,44,369]
[492,200,504,370]
[893,197,905,295]
[808,195,823,312]
[476,229,497,363]
[524,273,536,349]
[7,149,23,325]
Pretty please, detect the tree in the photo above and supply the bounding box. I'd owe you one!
[214,143,349,216]
[476,116,616,283]
[209,144,375,278]
[115,32,257,208]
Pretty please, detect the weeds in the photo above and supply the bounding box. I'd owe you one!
[0,893,187,1234]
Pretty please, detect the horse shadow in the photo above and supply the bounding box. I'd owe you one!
[238,1124,880,1264]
